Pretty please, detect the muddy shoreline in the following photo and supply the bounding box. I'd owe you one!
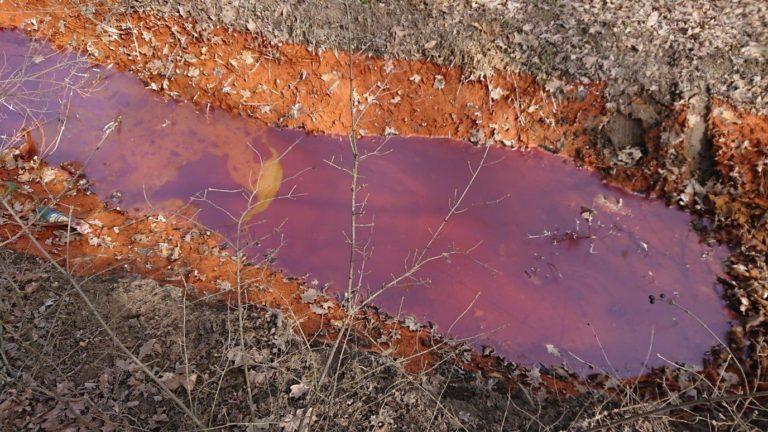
[1,0,768,430]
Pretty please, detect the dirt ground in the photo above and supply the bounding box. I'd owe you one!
[0,249,556,431]
[1,0,768,430]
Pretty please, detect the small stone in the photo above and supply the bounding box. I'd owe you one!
[433,75,445,90]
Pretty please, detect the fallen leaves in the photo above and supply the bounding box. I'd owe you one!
[288,382,309,398]
[160,371,198,392]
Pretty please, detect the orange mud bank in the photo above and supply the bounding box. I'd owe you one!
[0,1,603,148]
[712,102,768,209]
[2,0,768,395]
[3,0,767,199]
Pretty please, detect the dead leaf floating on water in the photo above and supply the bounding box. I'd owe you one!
[545,343,561,357]
[593,194,629,216]
[579,206,595,224]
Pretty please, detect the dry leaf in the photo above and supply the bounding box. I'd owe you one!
[289,383,309,398]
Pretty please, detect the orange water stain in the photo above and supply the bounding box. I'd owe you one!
[0,30,734,373]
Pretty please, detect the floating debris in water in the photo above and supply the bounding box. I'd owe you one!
[593,194,630,216]
[108,190,124,206]
[580,206,596,224]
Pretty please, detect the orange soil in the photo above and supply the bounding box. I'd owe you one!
[711,100,768,209]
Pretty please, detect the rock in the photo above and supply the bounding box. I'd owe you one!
[616,147,643,166]
[605,114,644,151]
[683,94,712,179]
[630,99,661,130]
